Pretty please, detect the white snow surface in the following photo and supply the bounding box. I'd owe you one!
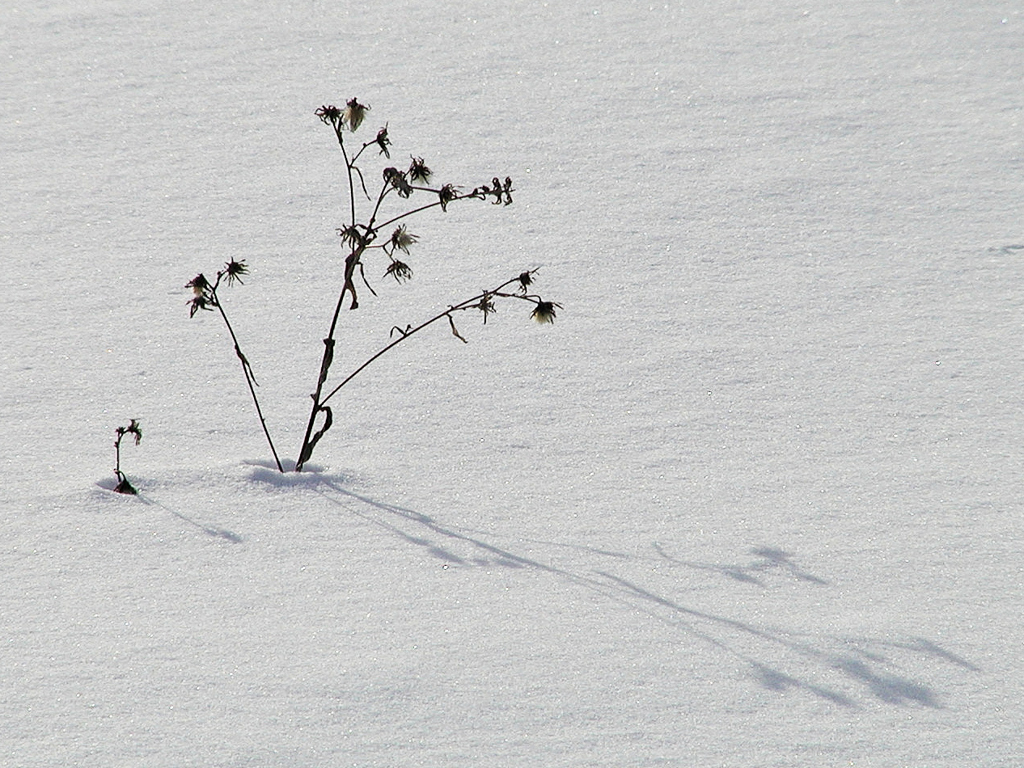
[3,0,1023,765]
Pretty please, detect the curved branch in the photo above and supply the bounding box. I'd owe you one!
[318,272,531,409]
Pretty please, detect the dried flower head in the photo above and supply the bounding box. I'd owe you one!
[531,300,562,324]
[223,259,249,286]
[384,259,413,283]
[337,224,365,248]
[116,419,143,446]
[374,124,391,157]
[186,273,210,296]
[343,98,369,131]
[186,274,216,317]
[188,295,213,317]
[438,183,458,211]
[383,167,413,198]
[389,224,418,254]
[315,104,341,125]
[408,156,432,183]
[476,295,497,323]
[517,271,533,293]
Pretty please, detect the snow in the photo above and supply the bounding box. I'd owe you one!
[2,0,1023,765]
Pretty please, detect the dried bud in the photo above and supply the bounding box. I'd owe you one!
[408,156,432,183]
[187,295,214,317]
[384,260,413,283]
[383,167,413,198]
[517,271,533,292]
[116,419,143,446]
[186,273,216,317]
[438,184,458,211]
[186,273,210,297]
[389,225,418,254]
[223,259,249,286]
[531,301,561,324]
[476,296,497,323]
[315,104,342,125]
[374,125,391,157]
[343,98,369,132]
[337,224,365,248]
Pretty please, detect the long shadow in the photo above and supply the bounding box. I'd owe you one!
[293,476,974,709]
[127,489,244,543]
[317,479,585,576]
[97,477,244,543]
[653,542,830,586]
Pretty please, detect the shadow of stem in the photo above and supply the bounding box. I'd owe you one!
[136,492,244,543]
[314,478,970,709]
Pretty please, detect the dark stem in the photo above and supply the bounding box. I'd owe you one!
[211,286,284,473]
[374,199,449,232]
[295,244,367,471]
[365,181,391,234]
[318,274,529,409]
[334,123,357,226]
[113,429,138,494]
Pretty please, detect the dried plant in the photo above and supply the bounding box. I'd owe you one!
[186,260,284,472]
[113,420,142,494]
[187,100,561,472]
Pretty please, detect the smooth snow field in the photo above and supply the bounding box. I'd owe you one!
[2,0,1023,765]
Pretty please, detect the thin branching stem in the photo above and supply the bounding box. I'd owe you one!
[365,183,392,236]
[332,123,357,226]
[374,199,449,232]
[350,138,378,165]
[210,286,284,473]
[295,242,368,471]
[318,274,531,409]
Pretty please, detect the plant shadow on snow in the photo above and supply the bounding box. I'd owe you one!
[95,477,244,543]
[261,470,979,711]
[653,543,831,587]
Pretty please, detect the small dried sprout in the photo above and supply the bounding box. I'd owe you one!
[186,274,215,317]
[343,98,369,132]
[438,183,459,211]
[113,419,142,495]
[408,156,432,184]
[383,167,413,198]
[384,259,413,283]
[389,224,418,254]
[223,259,249,286]
[374,124,391,157]
[187,273,210,296]
[531,300,562,324]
